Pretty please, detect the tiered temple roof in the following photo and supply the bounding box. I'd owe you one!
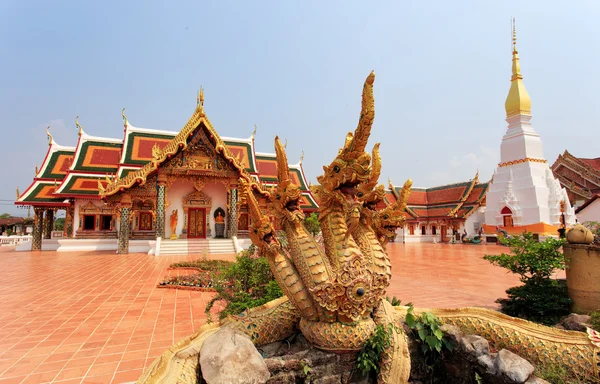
[387,173,488,221]
[551,150,600,204]
[16,105,317,209]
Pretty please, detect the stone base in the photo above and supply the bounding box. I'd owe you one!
[170,234,178,240]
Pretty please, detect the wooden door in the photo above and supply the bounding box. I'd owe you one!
[188,208,206,238]
[441,225,448,242]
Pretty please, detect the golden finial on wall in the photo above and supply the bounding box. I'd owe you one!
[251,124,257,140]
[388,177,394,191]
[122,108,128,129]
[16,186,20,199]
[76,116,83,136]
[97,179,105,195]
[299,150,304,165]
[283,138,288,149]
[46,126,53,146]
[35,164,39,176]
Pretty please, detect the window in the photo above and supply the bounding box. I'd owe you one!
[432,226,437,235]
[83,215,95,230]
[421,226,426,235]
[100,215,112,231]
[409,224,415,235]
[138,212,152,231]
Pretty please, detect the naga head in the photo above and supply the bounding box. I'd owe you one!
[374,179,412,243]
[357,143,386,210]
[243,180,280,253]
[270,136,304,222]
[316,71,375,200]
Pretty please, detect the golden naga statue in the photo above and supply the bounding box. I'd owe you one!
[138,73,600,384]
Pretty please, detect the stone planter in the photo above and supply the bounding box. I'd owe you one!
[564,243,600,313]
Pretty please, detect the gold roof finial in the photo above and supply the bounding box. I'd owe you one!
[35,164,39,176]
[283,138,288,149]
[75,116,83,136]
[197,86,205,113]
[46,126,53,146]
[504,17,531,118]
[122,108,128,129]
[251,124,257,140]
[16,186,20,199]
[299,150,304,165]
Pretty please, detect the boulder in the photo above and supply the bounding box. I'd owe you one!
[200,327,270,384]
[525,376,550,384]
[460,334,490,357]
[561,313,591,332]
[493,349,534,383]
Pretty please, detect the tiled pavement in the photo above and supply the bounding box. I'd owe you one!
[0,243,532,383]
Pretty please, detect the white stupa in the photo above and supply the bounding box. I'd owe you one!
[484,22,575,234]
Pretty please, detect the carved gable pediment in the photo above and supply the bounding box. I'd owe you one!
[80,201,115,215]
[183,190,212,208]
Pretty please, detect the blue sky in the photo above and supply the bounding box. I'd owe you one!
[1,1,599,216]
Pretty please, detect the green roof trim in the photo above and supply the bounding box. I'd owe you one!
[39,150,75,180]
[224,141,255,173]
[123,132,176,165]
[73,141,122,173]
[59,175,103,195]
[21,183,61,203]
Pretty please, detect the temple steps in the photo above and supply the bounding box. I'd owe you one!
[158,239,236,255]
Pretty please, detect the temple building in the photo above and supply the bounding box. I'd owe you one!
[551,150,600,210]
[15,91,316,254]
[482,25,575,235]
[386,174,488,243]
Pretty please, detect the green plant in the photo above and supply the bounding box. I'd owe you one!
[474,372,483,384]
[54,217,65,231]
[534,361,585,384]
[590,310,600,331]
[385,296,411,307]
[299,360,312,382]
[405,306,454,382]
[169,259,231,271]
[303,212,321,236]
[484,233,571,324]
[205,250,283,321]
[356,323,400,375]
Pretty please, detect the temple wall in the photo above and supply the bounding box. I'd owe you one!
[165,180,228,239]
[576,199,600,224]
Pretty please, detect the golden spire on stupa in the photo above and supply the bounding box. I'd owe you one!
[504,18,531,118]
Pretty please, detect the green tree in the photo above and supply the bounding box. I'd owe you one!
[483,233,570,324]
[303,212,320,236]
[0,213,11,219]
[54,218,65,231]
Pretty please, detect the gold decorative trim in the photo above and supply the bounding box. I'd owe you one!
[498,157,547,167]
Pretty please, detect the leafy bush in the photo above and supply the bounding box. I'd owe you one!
[590,310,600,332]
[484,233,571,324]
[356,323,401,375]
[205,250,283,321]
[303,212,321,236]
[405,306,454,383]
[169,259,231,271]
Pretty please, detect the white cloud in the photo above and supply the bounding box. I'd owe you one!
[423,146,499,186]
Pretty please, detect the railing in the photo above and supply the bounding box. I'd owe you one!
[0,235,32,246]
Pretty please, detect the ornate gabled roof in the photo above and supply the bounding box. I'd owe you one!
[222,136,258,173]
[388,173,485,219]
[100,100,269,198]
[120,121,177,166]
[70,130,123,174]
[16,180,70,207]
[55,172,109,197]
[36,142,76,180]
[551,150,600,201]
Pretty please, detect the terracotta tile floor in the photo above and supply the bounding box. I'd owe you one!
[0,243,532,383]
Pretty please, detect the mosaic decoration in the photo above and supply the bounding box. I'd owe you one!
[65,206,74,238]
[32,208,44,251]
[43,209,54,239]
[227,188,237,238]
[156,185,165,239]
[117,207,131,254]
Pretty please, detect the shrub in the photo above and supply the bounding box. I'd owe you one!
[205,250,283,321]
[484,233,571,324]
[590,310,600,332]
[303,212,321,236]
[169,259,231,271]
[356,323,400,376]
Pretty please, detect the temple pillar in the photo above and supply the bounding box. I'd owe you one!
[117,195,132,254]
[155,174,167,239]
[227,187,238,238]
[65,206,74,238]
[44,209,54,239]
[32,208,44,251]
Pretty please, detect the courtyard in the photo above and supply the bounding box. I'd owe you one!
[0,243,528,383]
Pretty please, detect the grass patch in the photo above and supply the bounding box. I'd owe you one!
[534,362,588,384]
[169,259,232,271]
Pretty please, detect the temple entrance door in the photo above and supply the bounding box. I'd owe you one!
[187,208,206,238]
[441,225,448,242]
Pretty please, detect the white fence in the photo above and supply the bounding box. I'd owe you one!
[0,235,32,246]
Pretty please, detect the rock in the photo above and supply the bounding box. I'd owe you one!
[493,349,534,383]
[460,334,490,357]
[200,327,270,384]
[313,375,341,384]
[561,313,591,332]
[477,353,495,373]
[440,324,463,345]
[525,376,550,384]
